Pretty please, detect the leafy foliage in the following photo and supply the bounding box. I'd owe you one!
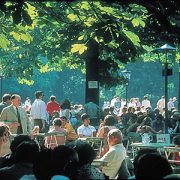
[0,1,179,88]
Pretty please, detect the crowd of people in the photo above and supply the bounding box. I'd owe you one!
[0,91,179,179]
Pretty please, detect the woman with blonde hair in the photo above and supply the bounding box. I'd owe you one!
[0,124,11,156]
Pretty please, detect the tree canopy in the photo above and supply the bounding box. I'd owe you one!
[0,0,179,87]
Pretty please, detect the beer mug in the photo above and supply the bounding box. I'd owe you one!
[141,133,153,144]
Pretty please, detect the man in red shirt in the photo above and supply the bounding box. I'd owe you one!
[46,95,60,124]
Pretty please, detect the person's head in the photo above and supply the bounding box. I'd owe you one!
[51,145,79,178]
[104,115,116,126]
[2,93,11,104]
[107,129,123,146]
[135,153,172,179]
[11,94,21,107]
[35,91,44,99]
[144,96,148,100]
[53,118,62,127]
[50,95,56,102]
[15,140,39,163]
[156,114,164,123]
[133,148,159,173]
[60,116,68,126]
[33,148,53,180]
[10,134,32,153]
[81,113,90,126]
[60,99,71,110]
[74,140,96,166]
[0,124,10,138]
[52,111,60,120]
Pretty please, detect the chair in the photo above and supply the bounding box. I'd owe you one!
[126,132,142,159]
[44,132,66,149]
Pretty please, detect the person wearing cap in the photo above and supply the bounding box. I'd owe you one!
[31,91,47,133]
[99,129,126,179]
[46,95,60,124]
[77,113,96,138]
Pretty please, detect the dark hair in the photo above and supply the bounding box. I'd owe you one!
[10,135,31,153]
[2,94,11,102]
[81,113,90,121]
[51,145,78,178]
[104,115,116,126]
[133,148,159,172]
[53,118,62,127]
[33,149,53,180]
[35,91,44,99]
[15,141,39,163]
[136,153,172,179]
[74,140,96,166]
[60,116,68,121]
[60,99,71,110]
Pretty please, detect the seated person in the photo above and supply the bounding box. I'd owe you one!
[0,124,10,157]
[77,113,96,138]
[99,129,126,179]
[172,135,180,165]
[136,117,157,134]
[45,118,67,149]
[97,115,117,157]
[151,114,165,133]
[74,140,105,179]
[60,116,78,142]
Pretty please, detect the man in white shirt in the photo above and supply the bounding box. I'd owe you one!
[77,113,96,137]
[142,96,151,110]
[157,96,165,114]
[99,129,126,179]
[31,91,47,132]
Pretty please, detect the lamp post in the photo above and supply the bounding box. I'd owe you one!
[122,69,131,107]
[152,44,176,133]
[0,73,3,99]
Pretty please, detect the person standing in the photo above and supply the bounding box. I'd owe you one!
[157,96,165,114]
[83,98,101,128]
[46,95,60,124]
[141,96,151,110]
[0,94,31,135]
[0,94,11,114]
[31,91,47,133]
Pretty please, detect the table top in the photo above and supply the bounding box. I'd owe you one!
[78,137,103,141]
[132,142,174,148]
[36,132,65,137]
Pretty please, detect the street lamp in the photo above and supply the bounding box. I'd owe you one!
[0,73,3,99]
[122,69,131,106]
[152,44,176,133]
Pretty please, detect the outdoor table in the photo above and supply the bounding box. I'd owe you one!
[131,142,174,159]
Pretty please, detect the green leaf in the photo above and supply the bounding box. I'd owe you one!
[71,44,87,54]
[10,31,21,41]
[67,13,78,22]
[0,33,10,50]
[123,30,140,47]
[81,2,89,10]
[132,18,140,27]
[78,35,84,40]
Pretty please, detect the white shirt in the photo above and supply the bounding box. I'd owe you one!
[31,99,47,121]
[100,143,126,179]
[142,99,151,109]
[77,124,96,137]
